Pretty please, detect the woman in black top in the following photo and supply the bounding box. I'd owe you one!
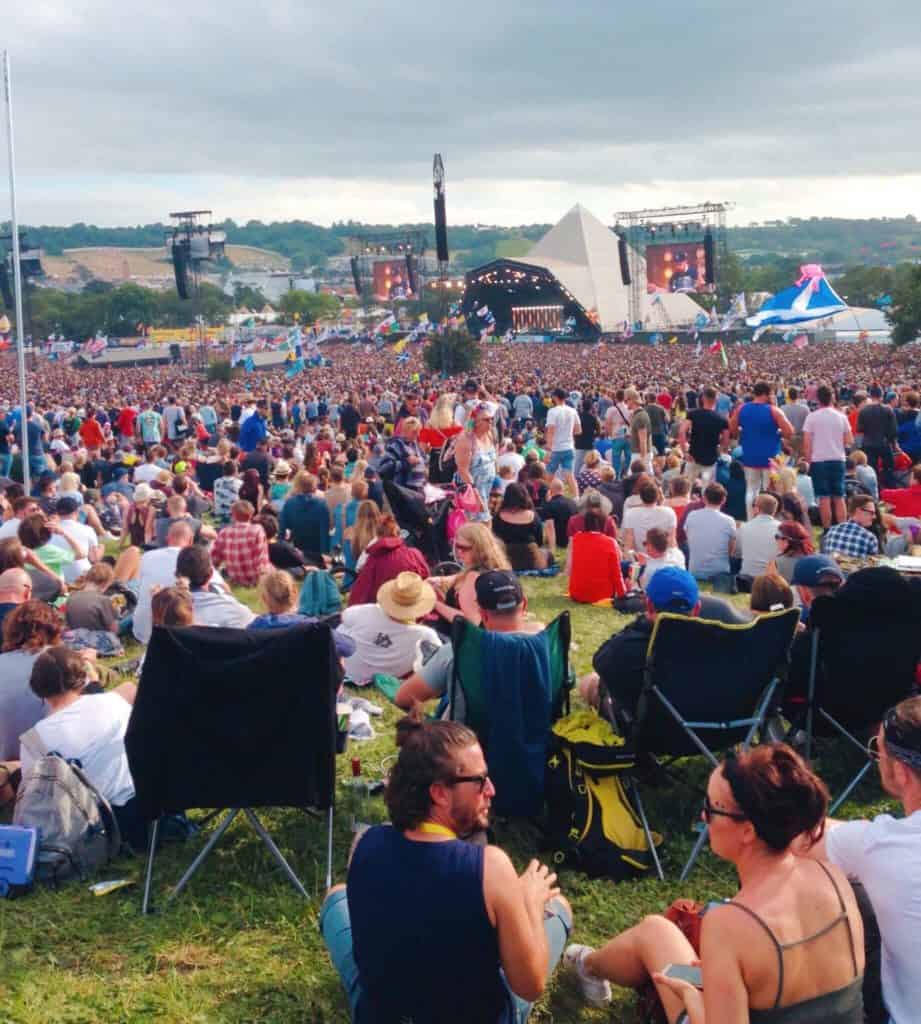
[491,483,555,570]
[574,398,601,477]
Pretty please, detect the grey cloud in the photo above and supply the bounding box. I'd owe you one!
[5,0,921,193]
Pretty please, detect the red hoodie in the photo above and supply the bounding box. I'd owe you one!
[347,536,430,606]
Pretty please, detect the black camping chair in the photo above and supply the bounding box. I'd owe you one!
[605,608,799,880]
[383,480,453,565]
[794,575,921,813]
[126,623,339,914]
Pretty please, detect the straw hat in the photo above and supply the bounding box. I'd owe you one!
[134,483,154,503]
[273,460,291,478]
[377,571,436,621]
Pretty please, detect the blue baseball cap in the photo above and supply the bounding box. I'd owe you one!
[791,555,844,588]
[645,567,699,612]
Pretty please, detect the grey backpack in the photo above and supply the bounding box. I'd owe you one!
[13,729,121,885]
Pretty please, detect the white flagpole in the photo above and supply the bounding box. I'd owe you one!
[3,51,30,492]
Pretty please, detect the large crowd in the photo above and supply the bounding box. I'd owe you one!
[1,337,920,1024]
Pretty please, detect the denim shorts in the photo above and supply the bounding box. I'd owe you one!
[810,459,845,498]
[548,449,575,474]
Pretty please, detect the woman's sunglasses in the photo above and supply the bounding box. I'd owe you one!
[702,794,747,823]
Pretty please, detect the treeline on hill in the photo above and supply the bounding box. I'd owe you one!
[5,216,921,272]
[15,282,341,341]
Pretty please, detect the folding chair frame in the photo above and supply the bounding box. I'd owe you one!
[623,609,797,881]
[803,628,879,815]
[141,805,334,915]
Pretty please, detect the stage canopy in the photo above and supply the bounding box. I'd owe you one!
[461,204,704,335]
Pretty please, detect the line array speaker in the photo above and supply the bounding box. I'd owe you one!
[703,232,715,285]
[434,194,449,263]
[350,255,362,296]
[405,254,417,293]
[172,244,190,300]
[617,236,631,286]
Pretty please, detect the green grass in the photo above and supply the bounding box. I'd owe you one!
[0,572,896,1023]
[494,238,534,259]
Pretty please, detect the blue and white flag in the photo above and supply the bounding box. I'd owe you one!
[746,267,846,330]
[694,311,710,329]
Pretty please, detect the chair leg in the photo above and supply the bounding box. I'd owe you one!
[164,808,239,909]
[141,817,160,916]
[680,823,710,883]
[326,805,334,892]
[830,761,875,815]
[243,809,308,898]
[626,778,664,881]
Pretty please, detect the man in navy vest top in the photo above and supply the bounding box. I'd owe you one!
[319,710,576,1022]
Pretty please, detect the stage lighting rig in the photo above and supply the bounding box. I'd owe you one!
[165,210,226,301]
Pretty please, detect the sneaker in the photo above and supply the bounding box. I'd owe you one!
[564,944,612,1007]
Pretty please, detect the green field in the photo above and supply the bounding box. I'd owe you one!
[0,575,893,1023]
[494,239,535,260]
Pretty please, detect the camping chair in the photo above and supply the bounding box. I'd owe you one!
[125,623,339,914]
[448,612,572,819]
[615,608,799,881]
[797,590,921,813]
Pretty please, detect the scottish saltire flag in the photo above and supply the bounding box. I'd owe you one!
[396,350,410,364]
[694,311,710,329]
[746,266,846,329]
[649,332,662,346]
[244,355,255,373]
[286,357,306,379]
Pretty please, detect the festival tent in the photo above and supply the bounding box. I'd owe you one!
[462,204,704,333]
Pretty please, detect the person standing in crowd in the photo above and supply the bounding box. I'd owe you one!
[730,381,794,517]
[857,385,899,490]
[804,384,853,529]
[644,391,669,456]
[162,396,187,447]
[604,388,633,479]
[545,387,581,491]
[454,402,498,522]
[783,386,811,458]
[678,385,729,484]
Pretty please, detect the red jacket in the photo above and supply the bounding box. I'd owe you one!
[881,484,921,519]
[569,531,626,604]
[348,536,430,606]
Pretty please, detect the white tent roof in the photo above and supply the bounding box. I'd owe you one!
[518,204,704,331]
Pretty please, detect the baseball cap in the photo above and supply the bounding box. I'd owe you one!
[475,570,524,612]
[644,567,699,612]
[791,555,845,588]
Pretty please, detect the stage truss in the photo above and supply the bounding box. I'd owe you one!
[613,202,732,327]
[347,230,429,302]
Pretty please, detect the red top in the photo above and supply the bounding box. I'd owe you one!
[419,424,462,449]
[881,484,921,519]
[568,531,626,603]
[79,417,105,449]
[116,407,137,437]
[347,536,430,607]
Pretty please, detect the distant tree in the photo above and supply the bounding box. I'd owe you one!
[232,283,268,309]
[207,359,236,383]
[277,289,339,324]
[423,330,482,376]
[833,265,895,308]
[887,264,921,347]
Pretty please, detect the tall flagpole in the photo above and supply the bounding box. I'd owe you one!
[3,51,30,493]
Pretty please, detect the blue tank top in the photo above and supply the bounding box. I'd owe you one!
[738,402,781,467]
[348,825,506,1023]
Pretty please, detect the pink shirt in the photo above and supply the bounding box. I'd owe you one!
[803,406,850,462]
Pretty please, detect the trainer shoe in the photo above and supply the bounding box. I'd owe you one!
[564,944,612,1007]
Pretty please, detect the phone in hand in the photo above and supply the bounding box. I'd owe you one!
[662,963,703,988]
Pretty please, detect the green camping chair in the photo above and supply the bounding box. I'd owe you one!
[448,612,572,818]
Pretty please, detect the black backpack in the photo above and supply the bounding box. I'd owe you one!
[544,711,661,881]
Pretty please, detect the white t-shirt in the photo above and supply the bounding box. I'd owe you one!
[827,811,921,1024]
[22,692,135,806]
[133,547,227,644]
[621,504,677,548]
[684,506,737,578]
[803,406,850,463]
[736,514,779,579]
[640,546,686,588]
[52,519,99,583]
[0,516,23,540]
[546,404,579,452]
[133,462,161,484]
[339,603,441,684]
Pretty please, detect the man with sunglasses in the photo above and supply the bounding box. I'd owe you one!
[821,495,880,559]
[319,711,574,1023]
[801,696,921,1024]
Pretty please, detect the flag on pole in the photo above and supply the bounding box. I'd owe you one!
[708,339,722,354]
[244,355,255,373]
[392,337,409,354]
[667,335,679,345]
[720,344,728,368]
[792,334,808,350]
[746,265,846,330]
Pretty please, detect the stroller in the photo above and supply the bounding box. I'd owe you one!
[383,480,459,571]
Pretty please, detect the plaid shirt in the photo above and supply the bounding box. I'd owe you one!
[821,520,880,559]
[211,521,271,587]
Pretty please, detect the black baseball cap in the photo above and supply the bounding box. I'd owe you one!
[475,570,524,612]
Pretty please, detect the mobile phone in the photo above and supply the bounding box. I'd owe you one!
[662,963,703,988]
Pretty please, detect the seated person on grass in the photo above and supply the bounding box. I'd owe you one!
[566,744,865,1022]
[797,694,921,1024]
[395,570,543,718]
[320,707,572,1023]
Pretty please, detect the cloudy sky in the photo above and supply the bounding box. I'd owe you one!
[5,2,921,227]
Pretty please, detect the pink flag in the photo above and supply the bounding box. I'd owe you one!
[792,334,808,350]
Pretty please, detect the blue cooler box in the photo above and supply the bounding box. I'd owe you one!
[0,825,38,897]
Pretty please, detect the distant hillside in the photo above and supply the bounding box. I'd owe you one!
[7,214,921,275]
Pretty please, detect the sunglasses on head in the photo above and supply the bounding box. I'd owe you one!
[868,707,921,769]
